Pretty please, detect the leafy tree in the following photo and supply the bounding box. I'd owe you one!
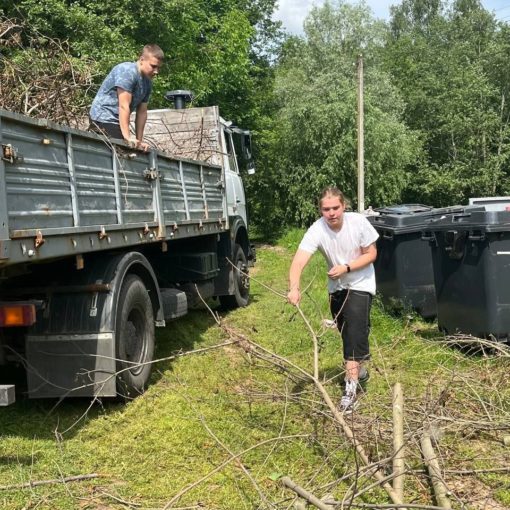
[251,1,421,229]
[0,0,281,124]
[385,0,510,205]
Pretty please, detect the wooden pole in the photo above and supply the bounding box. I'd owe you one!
[420,431,452,509]
[281,477,333,510]
[357,54,364,212]
[393,383,405,501]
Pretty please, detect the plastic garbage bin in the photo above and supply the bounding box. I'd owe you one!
[423,209,510,340]
[368,204,477,319]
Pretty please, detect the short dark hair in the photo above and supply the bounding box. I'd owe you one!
[319,187,346,208]
[140,44,164,61]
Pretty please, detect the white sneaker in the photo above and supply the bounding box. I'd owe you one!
[340,379,358,413]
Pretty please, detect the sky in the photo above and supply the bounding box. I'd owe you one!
[273,0,510,35]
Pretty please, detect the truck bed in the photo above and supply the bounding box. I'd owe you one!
[0,109,227,269]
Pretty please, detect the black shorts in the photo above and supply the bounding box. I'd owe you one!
[89,120,123,140]
[329,289,372,361]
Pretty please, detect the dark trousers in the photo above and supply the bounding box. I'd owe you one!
[329,289,372,361]
[89,119,123,140]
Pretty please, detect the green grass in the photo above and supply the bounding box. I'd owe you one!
[0,230,509,509]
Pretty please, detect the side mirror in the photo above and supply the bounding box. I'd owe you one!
[242,133,252,160]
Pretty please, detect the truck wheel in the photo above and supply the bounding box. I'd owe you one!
[115,274,155,398]
[220,243,250,309]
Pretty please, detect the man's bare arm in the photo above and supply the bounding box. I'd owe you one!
[117,88,133,142]
[327,243,377,279]
[135,102,148,148]
[287,249,313,305]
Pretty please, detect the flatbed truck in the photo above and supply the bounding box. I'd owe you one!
[0,91,254,404]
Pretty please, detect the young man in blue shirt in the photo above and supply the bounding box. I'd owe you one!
[90,44,164,151]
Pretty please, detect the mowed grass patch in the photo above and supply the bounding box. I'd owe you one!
[0,230,508,508]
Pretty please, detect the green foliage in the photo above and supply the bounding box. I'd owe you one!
[252,1,422,229]
[0,0,281,125]
[385,0,510,205]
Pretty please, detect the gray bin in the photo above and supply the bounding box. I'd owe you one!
[368,204,480,319]
[423,209,510,340]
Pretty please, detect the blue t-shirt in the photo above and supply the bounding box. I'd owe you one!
[90,62,152,124]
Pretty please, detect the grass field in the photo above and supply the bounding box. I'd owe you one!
[1,231,509,509]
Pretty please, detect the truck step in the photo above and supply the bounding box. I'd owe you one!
[0,385,15,406]
[161,288,188,320]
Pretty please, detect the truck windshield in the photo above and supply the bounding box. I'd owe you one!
[225,131,239,173]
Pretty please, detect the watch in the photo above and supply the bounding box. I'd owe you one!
[344,264,351,273]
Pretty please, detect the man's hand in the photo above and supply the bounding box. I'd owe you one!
[287,287,301,306]
[124,138,150,152]
[327,264,349,280]
[135,140,150,152]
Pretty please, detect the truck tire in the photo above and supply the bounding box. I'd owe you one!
[115,274,155,398]
[220,243,250,309]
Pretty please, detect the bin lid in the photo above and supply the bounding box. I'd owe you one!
[368,204,477,233]
[423,209,510,233]
[375,204,432,215]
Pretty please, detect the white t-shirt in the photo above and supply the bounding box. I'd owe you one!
[299,213,379,295]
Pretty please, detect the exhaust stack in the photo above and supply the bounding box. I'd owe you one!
[164,90,194,110]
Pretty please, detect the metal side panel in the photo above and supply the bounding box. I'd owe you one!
[158,158,187,222]
[0,109,228,268]
[118,152,155,224]
[71,133,119,226]
[26,333,117,398]
[203,165,225,220]
[183,160,207,220]
[3,117,73,230]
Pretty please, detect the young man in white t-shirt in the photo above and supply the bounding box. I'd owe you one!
[287,187,379,412]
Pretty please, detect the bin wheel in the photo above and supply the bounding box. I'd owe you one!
[115,274,155,398]
[220,243,250,309]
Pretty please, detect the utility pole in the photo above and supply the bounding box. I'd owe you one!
[357,54,364,212]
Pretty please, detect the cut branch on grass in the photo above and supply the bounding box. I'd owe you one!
[0,473,102,491]
[420,431,452,509]
[441,335,510,358]
[94,488,142,508]
[348,504,452,510]
[177,380,276,510]
[9,339,241,434]
[393,383,405,501]
[281,476,334,510]
[220,323,405,506]
[445,467,510,475]
[217,266,406,506]
[162,434,309,509]
[165,257,507,509]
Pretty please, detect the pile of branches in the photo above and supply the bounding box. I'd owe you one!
[3,270,508,509]
[0,16,96,128]
[152,278,510,510]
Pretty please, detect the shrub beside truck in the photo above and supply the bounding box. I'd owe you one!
[0,91,255,405]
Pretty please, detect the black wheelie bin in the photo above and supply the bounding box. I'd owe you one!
[423,208,510,340]
[368,204,480,319]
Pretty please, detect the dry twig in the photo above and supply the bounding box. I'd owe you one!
[0,473,101,491]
